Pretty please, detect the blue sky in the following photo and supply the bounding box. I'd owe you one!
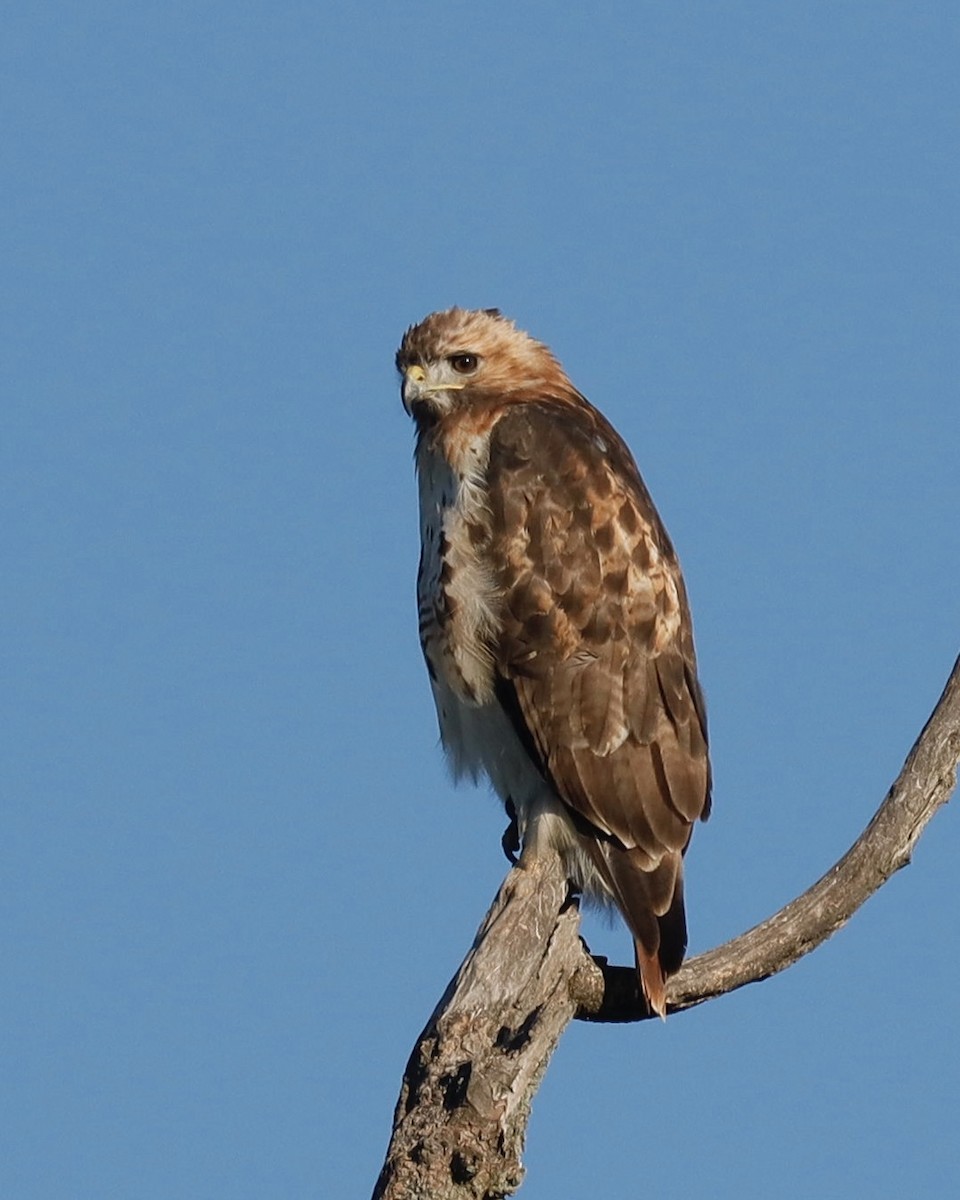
[2,3,958,1197]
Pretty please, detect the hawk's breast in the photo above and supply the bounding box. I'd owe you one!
[415,432,499,709]
[414,426,560,826]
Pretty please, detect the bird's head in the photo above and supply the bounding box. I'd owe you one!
[396,307,578,423]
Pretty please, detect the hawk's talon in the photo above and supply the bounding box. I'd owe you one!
[501,799,521,864]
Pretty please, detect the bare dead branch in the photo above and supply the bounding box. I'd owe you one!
[582,653,960,1021]
[372,852,588,1200]
[373,656,959,1198]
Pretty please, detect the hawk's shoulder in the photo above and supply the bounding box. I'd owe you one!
[486,396,676,556]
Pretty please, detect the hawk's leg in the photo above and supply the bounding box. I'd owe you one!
[501,797,521,864]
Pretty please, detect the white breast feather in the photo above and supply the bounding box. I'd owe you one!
[415,434,499,706]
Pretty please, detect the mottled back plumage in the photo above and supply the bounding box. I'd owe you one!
[397,307,711,1015]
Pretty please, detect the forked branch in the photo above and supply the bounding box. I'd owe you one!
[373,656,960,1198]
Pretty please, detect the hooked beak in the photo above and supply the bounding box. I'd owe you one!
[400,364,464,416]
[401,364,427,415]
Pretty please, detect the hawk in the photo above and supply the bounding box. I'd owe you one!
[397,307,711,1016]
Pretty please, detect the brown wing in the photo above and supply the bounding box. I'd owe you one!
[485,399,711,1010]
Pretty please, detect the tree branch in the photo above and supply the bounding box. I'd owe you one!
[584,653,960,1021]
[373,656,960,1198]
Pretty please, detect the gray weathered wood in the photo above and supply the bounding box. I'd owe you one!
[372,852,592,1199]
[373,656,960,1198]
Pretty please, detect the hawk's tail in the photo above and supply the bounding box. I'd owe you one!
[594,843,688,1019]
[633,883,687,1018]
[634,940,668,1020]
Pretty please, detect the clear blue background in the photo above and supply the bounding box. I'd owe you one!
[3,3,957,1197]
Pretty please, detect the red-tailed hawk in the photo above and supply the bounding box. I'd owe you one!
[397,307,711,1016]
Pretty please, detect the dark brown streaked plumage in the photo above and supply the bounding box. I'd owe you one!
[397,307,711,1016]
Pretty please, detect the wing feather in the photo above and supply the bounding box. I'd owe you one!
[486,400,711,996]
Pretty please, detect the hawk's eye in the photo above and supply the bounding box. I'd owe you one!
[449,353,479,375]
